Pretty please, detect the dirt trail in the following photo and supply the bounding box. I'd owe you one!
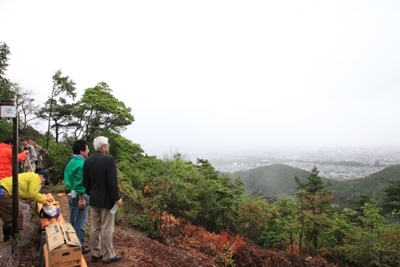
[22,191,217,267]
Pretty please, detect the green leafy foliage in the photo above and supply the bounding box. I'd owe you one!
[44,138,71,183]
[295,165,330,195]
[339,199,400,266]
[236,196,274,244]
[262,195,299,249]
[0,42,15,137]
[193,159,244,233]
[0,41,12,96]
[294,167,334,256]
[36,70,77,145]
[128,156,246,238]
[0,119,13,141]
[74,82,134,144]
[380,179,400,214]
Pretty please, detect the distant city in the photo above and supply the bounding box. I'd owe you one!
[197,147,400,180]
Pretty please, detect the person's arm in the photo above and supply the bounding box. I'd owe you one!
[75,164,87,209]
[78,194,86,209]
[26,175,47,204]
[17,151,28,162]
[75,164,86,195]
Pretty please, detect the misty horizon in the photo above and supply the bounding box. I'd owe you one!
[1,1,400,157]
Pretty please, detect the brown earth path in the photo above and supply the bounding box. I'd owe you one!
[19,190,217,267]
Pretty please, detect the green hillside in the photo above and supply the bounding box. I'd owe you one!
[231,164,311,198]
[231,163,400,204]
[329,164,400,203]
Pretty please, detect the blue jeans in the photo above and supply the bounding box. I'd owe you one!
[68,195,89,247]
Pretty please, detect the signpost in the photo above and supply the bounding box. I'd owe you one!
[0,99,18,240]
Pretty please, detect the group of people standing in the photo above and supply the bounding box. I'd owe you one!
[0,136,47,177]
[64,136,123,265]
[0,136,52,242]
[20,136,47,173]
[0,135,123,265]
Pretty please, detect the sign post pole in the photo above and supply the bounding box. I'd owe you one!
[0,99,18,240]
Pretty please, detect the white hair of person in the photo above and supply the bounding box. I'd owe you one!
[93,136,109,151]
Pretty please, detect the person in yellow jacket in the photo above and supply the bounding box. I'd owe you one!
[0,170,53,241]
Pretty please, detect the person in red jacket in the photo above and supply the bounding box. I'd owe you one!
[0,138,28,179]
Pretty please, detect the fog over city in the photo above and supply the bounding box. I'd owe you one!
[1,1,400,159]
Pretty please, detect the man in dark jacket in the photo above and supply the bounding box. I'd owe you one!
[83,136,122,264]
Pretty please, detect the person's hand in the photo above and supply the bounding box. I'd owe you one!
[116,199,122,206]
[46,197,54,203]
[78,198,86,209]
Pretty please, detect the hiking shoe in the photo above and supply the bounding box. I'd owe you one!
[103,254,123,264]
[82,246,91,254]
[91,255,103,262]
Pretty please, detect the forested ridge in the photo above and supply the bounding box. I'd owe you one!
[234,163,400,204]
[329,164,400,203]
[232,164,311,201]
[3,41,400,266]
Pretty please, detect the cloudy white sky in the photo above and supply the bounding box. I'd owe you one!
[1,0,400,157]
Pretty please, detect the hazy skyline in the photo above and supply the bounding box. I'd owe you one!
[1,1,400,157]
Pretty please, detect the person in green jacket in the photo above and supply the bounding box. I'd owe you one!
[0,171,52,241]
[64,140,91,253]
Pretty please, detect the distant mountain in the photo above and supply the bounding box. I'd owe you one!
[230,163,400,205]
[231,164,311,198]
[231,164,400,203]
[329,164,400,203]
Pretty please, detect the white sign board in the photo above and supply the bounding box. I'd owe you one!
[1,106,16,118]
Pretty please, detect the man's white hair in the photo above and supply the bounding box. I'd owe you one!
[93,136,108,151]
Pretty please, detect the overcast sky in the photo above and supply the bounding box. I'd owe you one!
[1,1,400,157]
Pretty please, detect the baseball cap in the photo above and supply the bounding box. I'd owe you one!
[38,170,50,185]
